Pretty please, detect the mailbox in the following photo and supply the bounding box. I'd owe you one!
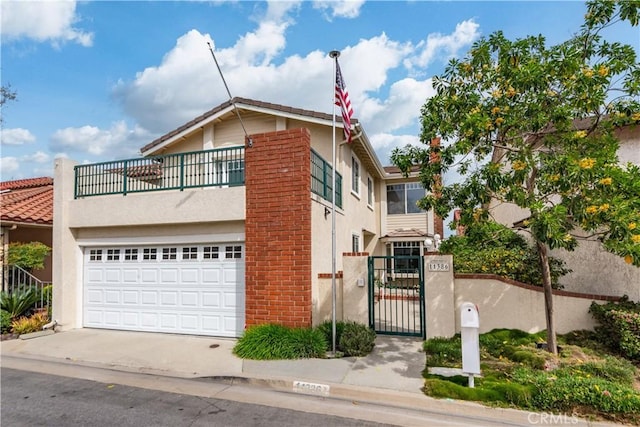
[460,302,481,386]
[461,303,479,328]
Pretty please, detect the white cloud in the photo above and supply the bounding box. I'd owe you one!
[313,0,365,19]
[1,0,93,47]
[1,128,36,145]
[50,121,151,158]
[405,19,480,70]
[0,157,20,179]
[22,151,50,164]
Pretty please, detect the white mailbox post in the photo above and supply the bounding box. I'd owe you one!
[460,302,480,388]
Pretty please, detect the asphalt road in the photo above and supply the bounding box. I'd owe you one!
[1,368,392,427]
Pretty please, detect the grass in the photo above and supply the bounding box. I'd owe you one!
[423,329,640,425]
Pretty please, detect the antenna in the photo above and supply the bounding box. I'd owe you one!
[207,42,253,147]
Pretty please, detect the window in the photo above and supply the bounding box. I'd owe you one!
[143,248,157,260]
[392,241,421,271]
[89,249,102,261]
[352,234,360,253]
[124,248,138,261]
[387,182,424,214]
[182,247,198,260]
[351,156,360,194]
[106,249,120,261]
[203,246,219,259]
[162,248,177,260]
[367,176,373,206]
[225,245,242,259]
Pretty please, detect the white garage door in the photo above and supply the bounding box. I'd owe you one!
[83,243,245,337]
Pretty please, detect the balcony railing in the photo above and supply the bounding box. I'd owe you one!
[311,149,343,209]
[74,147,245,198]
[74,147,342,208]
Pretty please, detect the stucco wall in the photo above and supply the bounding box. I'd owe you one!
[454,275,616,334]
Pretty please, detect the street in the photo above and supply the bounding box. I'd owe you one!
[1,356,532,427]
[1,368,391,427]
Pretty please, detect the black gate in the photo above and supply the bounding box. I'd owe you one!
[368,256,425,338]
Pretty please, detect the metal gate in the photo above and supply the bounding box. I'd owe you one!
[368,256,425,338]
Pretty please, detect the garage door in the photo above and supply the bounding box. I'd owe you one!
[83,243,245,337]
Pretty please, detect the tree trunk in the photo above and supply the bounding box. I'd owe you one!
[536,240,558,355]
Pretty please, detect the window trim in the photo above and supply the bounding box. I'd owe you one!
[351,156,360,197]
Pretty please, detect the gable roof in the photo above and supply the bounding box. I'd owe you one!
[139,97,386,178]
[0,177,54,226]
[140,97,358,155]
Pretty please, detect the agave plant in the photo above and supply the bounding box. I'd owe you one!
[0,289,38,320]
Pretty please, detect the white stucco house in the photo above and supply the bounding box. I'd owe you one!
[53,98,443,338]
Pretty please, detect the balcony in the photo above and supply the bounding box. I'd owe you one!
[74,147,341,208]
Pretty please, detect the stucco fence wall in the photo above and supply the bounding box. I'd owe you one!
[322,254,620,339]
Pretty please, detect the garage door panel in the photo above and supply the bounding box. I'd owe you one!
[84,243,245,337]
[160,269,179,284]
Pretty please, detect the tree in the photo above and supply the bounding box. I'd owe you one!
[392,0,640,354]
[0,84,17,123]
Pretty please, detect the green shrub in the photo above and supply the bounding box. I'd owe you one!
[7,241,51,271]
[590,297,640,360]
[575,357,637,386]
[289,327,327,359]
[439,221,569,288]
[316,320,346,350]
[0,289,38,319]
[339,322,376,356]
[1,310,11,334]
[233,324,326,360]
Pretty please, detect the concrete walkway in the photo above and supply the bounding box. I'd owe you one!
[0,328,620,427]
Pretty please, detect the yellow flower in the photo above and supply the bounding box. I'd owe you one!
[632,112,640,122]
[632,235,640,244]
[583,68,594,78]
[506,87,516,97]
[522,220,530,227]
[491,106,501,115]
[549,174,560,182]
[470,106,481,114]
[512,160,527,171]
[562,234,572,242]
[546,89,557,97]
[629,222,637,230]
[585,205,598,214]
[599,177,612,185]
[625,255,634,264]
[599,203,609,212]
[495,117,504,125]
[462,62,472,73]
[578,157,596,169]
[597,65,609,77]
[574,130,588,139]
[485,122,494,131]
[491,89,502,99]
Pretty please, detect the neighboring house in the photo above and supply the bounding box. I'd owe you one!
[489,122,640,301]
[0,177,54,286]
[53,97,441,338]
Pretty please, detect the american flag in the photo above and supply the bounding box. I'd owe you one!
[335,60,354,143]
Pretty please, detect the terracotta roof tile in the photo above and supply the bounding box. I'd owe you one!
[0,177,53,225]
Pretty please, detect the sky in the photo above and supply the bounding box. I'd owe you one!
[1,0,638,183]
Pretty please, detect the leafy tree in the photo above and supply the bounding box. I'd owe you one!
[0,84,17,123]
[7,242,51,271]
[439,221,570,288]
[392,1,640,354]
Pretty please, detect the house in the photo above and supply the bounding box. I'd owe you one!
[1,177,54,286]
[489,121,640,301]
[53,97,441,338]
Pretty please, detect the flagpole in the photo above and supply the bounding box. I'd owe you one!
[329,50,340,356]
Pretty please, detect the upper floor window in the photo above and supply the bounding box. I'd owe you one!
[387,182,424,215]
[351,156,360,195]
[352,234,360,253]
[367,176,373,207]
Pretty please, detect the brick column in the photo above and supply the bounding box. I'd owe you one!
[244,128,312,328]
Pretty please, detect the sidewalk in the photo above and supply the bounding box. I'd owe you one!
[0,328,619,427]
